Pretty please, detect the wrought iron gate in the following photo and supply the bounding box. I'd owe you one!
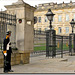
[46,30,72,58]
[32,30,73,58]
[31,30,46,57]
[0,11,16,50]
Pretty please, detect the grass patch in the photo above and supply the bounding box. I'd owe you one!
[34,43,46,45]
[34,43,73,51]
[34,46,46,51]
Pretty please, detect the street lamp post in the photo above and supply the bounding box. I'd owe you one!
[45,9,55,30]
[45,9,56,58]
[70,19,75,54]
[70,19,75,33]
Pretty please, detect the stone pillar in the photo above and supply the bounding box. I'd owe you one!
[5,0,36,64]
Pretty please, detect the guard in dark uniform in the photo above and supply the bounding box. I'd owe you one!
[3,31,14,73]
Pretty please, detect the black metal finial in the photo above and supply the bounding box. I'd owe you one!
[48,9,51,12]
[72,19,74,21]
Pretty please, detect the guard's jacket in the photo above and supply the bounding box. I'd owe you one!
[3,36,12,72]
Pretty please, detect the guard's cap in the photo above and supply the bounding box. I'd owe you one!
[6,31,11,35]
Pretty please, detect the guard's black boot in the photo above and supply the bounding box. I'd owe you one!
[8,70,14,72]
[4,70,8,73]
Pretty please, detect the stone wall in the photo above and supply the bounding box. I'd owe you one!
[0,51,30,68]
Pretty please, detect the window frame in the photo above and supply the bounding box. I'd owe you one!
[66,14,69,22]
[58,15,62,22]
[65,27,69,33]
[38,17,41,23]
[45,17,48,22]
[58,27,62,33]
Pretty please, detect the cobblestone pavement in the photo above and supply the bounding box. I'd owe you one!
[0,54,75,73]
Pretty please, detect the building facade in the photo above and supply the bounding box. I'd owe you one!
[34,1,75,36]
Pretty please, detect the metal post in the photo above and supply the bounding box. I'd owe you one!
[73,34,75,52]
[72,27,73,33]
[49,20,52,29]
[69,34,72,56]
[61,36,63,58]
[15,15,16,26]
[46,31,49,57]
[52,30,56,58]
[34,30,35,35]
[50,30,51,57]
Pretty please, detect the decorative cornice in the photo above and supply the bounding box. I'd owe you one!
[35,1,75,12]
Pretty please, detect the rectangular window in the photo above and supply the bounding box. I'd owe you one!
[38,17,41,23]
[58,27,62,33]
[53,16,54,22]
[45,17,48,22]
[58,15,62,22]
[66,14,69,21]
[66,27,69,33]
[74,14,75,21]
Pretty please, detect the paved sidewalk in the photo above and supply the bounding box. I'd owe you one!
[0,54,75,73]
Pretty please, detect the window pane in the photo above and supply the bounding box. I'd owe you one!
[74,14,75,21]
[66,14,69,21]
[66,27,69,33]
[53,16,54,22]
[38,17,41,23]
[58,27,62,33]
[45,17,48,22]
[58,15,62,22]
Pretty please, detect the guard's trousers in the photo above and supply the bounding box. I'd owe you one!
[4,50,11,72]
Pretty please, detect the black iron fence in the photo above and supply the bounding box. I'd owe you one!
[31,30,46,57]
[55,35,70,58]
[46,29,73,58]
[0,11,16,50]
[31,30,73,58]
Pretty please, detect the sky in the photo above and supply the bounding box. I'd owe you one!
[0,0,75,11]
